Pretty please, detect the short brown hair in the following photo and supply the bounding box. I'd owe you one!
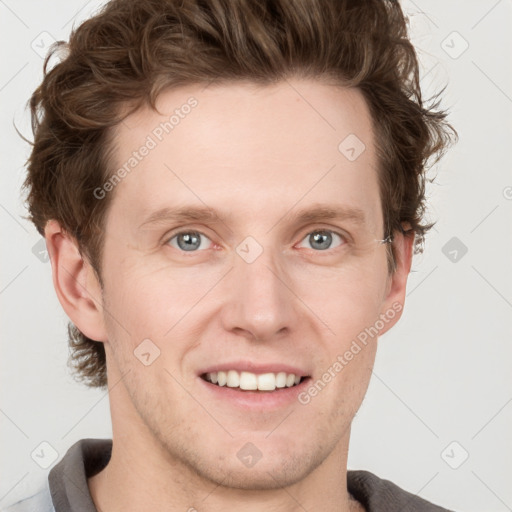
[23,0,456,389]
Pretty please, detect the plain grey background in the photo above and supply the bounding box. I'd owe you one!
[1,1,511,511]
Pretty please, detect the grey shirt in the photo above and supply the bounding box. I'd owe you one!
[3,438,454,511]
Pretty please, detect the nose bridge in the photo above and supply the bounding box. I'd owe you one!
[223,237,296,339]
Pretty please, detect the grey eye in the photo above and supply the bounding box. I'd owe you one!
[168,231,211,252]
[297,230,345,251]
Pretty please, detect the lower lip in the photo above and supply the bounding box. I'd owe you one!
[198,376,312,411]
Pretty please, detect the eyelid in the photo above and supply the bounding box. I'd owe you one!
[163,228,215,251]
[295,223,352,244]
[294,226,350,252]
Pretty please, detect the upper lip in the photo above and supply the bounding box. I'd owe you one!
[198,360,310,377]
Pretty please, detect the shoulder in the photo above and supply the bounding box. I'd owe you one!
[347,470,454,512]
[1,481,55,512]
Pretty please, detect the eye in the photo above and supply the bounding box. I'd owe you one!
[296,229,347,252]
[165,228,348,254]
[166,231,213,252]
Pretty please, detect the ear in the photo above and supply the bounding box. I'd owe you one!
[377,228,415,336]
[44,220,108,342]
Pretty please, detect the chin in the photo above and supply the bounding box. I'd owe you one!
[199,455,315,491]
[183,436,330,491]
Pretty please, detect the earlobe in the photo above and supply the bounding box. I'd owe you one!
[45,220,108,342]
[378,229,415,336]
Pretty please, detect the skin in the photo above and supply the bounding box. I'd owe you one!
[45,77,413,512]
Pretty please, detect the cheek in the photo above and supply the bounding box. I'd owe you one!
[293,258,389,329]
[291,258,389,394]
[101,259,224,346]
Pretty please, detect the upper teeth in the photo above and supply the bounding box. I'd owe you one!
[205,370,302,391]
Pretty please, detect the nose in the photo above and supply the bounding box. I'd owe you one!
[219,245,298,342]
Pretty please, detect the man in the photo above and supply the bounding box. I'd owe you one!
[7,0,456,510]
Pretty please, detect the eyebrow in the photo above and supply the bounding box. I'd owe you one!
[138,204,367,231]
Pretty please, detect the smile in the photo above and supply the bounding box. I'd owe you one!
[201,370,304,392]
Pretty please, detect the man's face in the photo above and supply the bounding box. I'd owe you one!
[96,78,405,489]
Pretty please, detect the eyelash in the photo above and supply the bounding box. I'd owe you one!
[164,227,350,255]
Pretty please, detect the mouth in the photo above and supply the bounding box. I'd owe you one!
[200,370,308,392]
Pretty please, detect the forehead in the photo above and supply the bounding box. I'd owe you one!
[106,78,380,231]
